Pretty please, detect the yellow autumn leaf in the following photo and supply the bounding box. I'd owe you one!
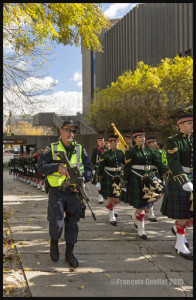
[79,285,85,289]
[105,274,111,278]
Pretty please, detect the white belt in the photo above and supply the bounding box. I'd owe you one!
[182,166,193,174]
[104,167,121,172]
[131,165,154,171]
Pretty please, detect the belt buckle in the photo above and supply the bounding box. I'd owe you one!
[144,165,150,171]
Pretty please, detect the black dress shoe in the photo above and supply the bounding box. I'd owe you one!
[50,239,59,261]
[148,217,157,222]
[110,221,117,226]
[138,234,147,240]
[175,249,193,260]
[114,212,118,218]
[171,227,189,248]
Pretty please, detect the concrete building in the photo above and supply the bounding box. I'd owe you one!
[82,3,193,116]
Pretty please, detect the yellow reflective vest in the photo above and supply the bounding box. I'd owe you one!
[159,149,168,166]
[47,140,84,187]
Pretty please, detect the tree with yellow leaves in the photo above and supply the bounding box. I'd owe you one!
[88,55,193,134]
[3,3,110,108]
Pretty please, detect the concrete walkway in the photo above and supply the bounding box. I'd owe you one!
[3,168,193,297]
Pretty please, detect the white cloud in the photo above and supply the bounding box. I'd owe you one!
[77,81,82,87]
[3,87,82,116]
[72,72,82,82]
[104,3,139,19]
[20,76,58,93]
[70,72,82,88]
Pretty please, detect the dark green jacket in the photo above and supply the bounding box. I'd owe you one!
[97,149,125,179]
[123,145,168,182]
[166,132,193,186]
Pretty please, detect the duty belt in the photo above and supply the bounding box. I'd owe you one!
[104,167,121,172]
[131,165,154,171]
[182,166,193,174]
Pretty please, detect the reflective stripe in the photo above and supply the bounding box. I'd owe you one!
[53,144,58,160]
[76,144,80,164]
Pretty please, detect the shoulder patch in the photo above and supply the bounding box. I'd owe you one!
[167,147,178,154]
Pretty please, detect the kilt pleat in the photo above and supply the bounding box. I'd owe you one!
[126,172,149,209]
[160,177,193,219]
[100,171,121,198]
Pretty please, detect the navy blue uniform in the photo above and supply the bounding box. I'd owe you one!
[38,142,92,244]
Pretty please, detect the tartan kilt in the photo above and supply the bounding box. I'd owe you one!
[126,172,150,209]
[160,176,193,219]
[100,170,121,198]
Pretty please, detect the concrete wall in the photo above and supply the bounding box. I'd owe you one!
[82,3,193,110]
[102,3,193,89]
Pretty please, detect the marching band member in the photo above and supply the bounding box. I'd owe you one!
[91,137,107,204]
[161,113,193,260]
[121,130,168,239]
[124,134,133,149]
[145,136,161,222]
[96,135,125,225]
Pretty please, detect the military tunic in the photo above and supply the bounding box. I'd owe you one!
[96,149,125,198]
[122,145,168,208]
[91,146,108,184]
[161,132,193,219]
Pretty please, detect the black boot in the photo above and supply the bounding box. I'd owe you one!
[50,239,59,261]
[65,243,79,268]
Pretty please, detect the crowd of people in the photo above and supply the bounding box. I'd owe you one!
[7,113,193,266]
[8,147,50,192]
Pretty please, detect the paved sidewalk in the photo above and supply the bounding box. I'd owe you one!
[3,168,193,297]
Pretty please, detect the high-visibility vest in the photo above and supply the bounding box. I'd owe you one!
[159,149,168,166]
[47,140,84,187]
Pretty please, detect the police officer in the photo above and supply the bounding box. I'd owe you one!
[96,135,125,225]
[91,137,107,204]
[160,114,193,260]
[157,143,168,166]
[121,130,168,239]
[38,119,92,267]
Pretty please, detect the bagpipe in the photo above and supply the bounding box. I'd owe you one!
[141,172,165,203]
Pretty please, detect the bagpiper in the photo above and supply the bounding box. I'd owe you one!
[121,130,168,239]
[91,137,108,204]
[145,136,161,222]
[160,113,193,260]
[96,134,125,225]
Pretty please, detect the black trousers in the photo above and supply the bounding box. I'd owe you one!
[47,188,81,244]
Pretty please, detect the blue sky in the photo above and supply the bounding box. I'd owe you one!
[3,3,139,116]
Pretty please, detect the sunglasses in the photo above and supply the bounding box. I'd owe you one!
[62,128,76,134]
